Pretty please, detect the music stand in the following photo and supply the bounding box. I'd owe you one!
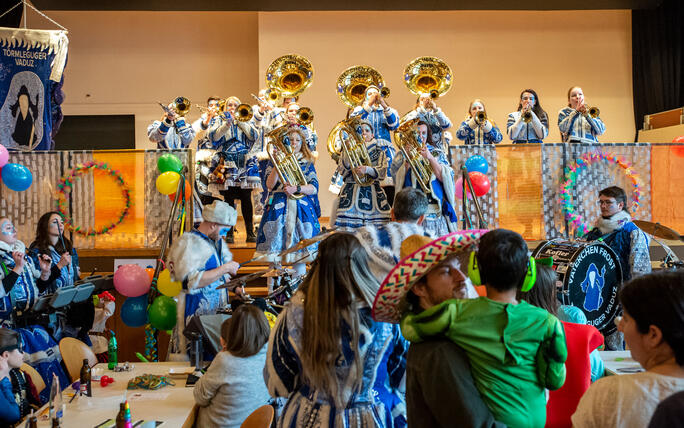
[49,287,78,309]
[72,283,95,303]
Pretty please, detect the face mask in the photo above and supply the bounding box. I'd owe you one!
[218,227,230,237]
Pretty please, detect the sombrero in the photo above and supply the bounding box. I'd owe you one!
[371,230,488,323]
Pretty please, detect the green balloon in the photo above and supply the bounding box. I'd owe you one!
[148,296,177,331]
[157,154,183,174]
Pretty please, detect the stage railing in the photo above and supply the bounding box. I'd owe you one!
[0,149,192,250]
[449,142,684,240]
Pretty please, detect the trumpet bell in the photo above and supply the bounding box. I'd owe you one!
[588,106,600,118]
[404,56,453,98]
[476,111,487,123]
[235,103,254,122]
[336,65,387,108]
[266,54,314,98]
[297,107,314,125]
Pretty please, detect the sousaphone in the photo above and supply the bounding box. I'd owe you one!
[266,54,314,99]
[403,56,452,99]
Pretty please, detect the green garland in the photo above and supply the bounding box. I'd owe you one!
[55,161,132,237]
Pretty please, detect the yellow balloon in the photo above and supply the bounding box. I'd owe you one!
[157,269,182,297]
[156,171,181,195]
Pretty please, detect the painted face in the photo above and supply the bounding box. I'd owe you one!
[521,92,536,108]
[0,219,17,245]
[289,132,303,152]
[617,311,648,367]
[469,101,484,117]
[226,99,239,114]
[417,124,429,144]
[366,88,379,103]
[415,255,470,309]
[569,87,584,109]
[207,100,219,109]
[286,104,300,121]
[598,195,623,217]
[419,94,431,108]
[218,227,230,238]
[282,97,296,108]
[360,124,373,142]
[48,214,64,236]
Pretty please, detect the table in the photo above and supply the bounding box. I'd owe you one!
[36,362,196,427]
[600,350,645,376]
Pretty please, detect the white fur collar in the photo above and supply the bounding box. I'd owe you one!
[0,239,25,254]
[596,211,631,234]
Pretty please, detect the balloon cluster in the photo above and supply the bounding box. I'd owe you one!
[114,264,180,330]
[155,153,189,200]
[456,155,491,199]
[0,144,32,191]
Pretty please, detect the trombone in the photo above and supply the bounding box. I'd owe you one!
[159,96,191,118]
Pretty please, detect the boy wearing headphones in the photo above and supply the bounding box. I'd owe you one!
[372,229,568,428]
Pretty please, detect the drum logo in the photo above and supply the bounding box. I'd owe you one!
[579,263,606,312]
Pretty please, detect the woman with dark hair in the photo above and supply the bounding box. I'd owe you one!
[10,85,39,147]
[455,99,503,145]
[29,212,79,293]
[506,89,549,143]
[558,86,606,143]
[194,304,271,428]
[265,233,408,428]
[392,120,458,237]
[572,270,684,428]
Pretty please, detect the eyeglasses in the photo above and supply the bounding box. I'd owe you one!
[598,200,617,206]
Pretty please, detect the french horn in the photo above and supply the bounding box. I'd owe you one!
[266,54,314,99]
[404,56,453,99]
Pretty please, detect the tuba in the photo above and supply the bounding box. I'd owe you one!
[328,116,375,186]
[266,124,309,200]
[393,117,433,193]
[335,65,388,108]
[266,54,314,99]
[404,57,452,99]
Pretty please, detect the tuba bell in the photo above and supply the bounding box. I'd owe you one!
[266,124,309,200]
[335,65,388,108]
[266,54,314,99]
[404,57,453,99]
[327,116,375,186]
[393,117,434,193]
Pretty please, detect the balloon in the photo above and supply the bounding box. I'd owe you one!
[1,163,32,191]
[145,267,155,283]
[157,153,183,174]
[469,171,491,197]
[0,144,8,168]
[113,264,152,297]
[148,296,177,331]
[455,176,473,200]
[465,155,489,174]
[672,136,684,158]
[121,295,149,327]
[168,180,191,202]
[157,269,182,297]
[155,171,181,195]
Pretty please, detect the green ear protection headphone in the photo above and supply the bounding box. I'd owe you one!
[467,251,537,292]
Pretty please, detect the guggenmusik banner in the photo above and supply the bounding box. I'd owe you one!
[0,27,68,150]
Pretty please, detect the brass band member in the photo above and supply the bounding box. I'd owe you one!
[506,89,549,143]
[456,99,503,145]
[558,86,605,143]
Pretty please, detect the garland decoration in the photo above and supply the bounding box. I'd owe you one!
[55,161,131,237]
[559,151,642,237]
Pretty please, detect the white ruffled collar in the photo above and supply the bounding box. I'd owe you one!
[595,211,631,234]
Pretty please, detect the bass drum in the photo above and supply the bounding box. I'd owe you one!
[532,239,623,336]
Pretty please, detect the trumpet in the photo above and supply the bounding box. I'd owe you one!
[327,116,374,186]
[588,106,600,118]
[266,124,308,200]
[522,108,533,123]
[222,103,253,123]
[195,104,222,117]
[393,118,433,193]
[475,111,487,125]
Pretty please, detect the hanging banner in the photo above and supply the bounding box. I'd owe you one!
[0,27,68,151]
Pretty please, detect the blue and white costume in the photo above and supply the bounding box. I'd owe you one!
[392,145,458,237]
[265,292,408,428]
[350,105,399,185]
[557,107,606,143]
[506,111,549,143]
[19,326,70,403]
[405,106,452,150]
[167,229,232,358]
[28,246,79,294]
[147,118,195,149]
[255,156,321,264]
[192,115,222,150]
[208,114,260,189]
[331,136,391,230]
[456,119,503,145]
[0,240,42,326]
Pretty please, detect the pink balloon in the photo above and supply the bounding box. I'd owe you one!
[455,176,473,200]
[113,264,152,297]
[0,145,8,168]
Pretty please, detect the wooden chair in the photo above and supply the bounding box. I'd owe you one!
[20,363,45,394]
[240,404,274,428]
[58,337,97,382]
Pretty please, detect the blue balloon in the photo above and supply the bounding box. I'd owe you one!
[1,163,32,191]
[121,294,149,328]
[465,155,489,174]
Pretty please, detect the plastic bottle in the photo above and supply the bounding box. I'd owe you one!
[79,359,92,396]
[108,330,118,370]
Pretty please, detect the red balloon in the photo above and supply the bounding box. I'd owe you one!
[468,171,491,197]
[672,136,684,158]
[168,180,192,202]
